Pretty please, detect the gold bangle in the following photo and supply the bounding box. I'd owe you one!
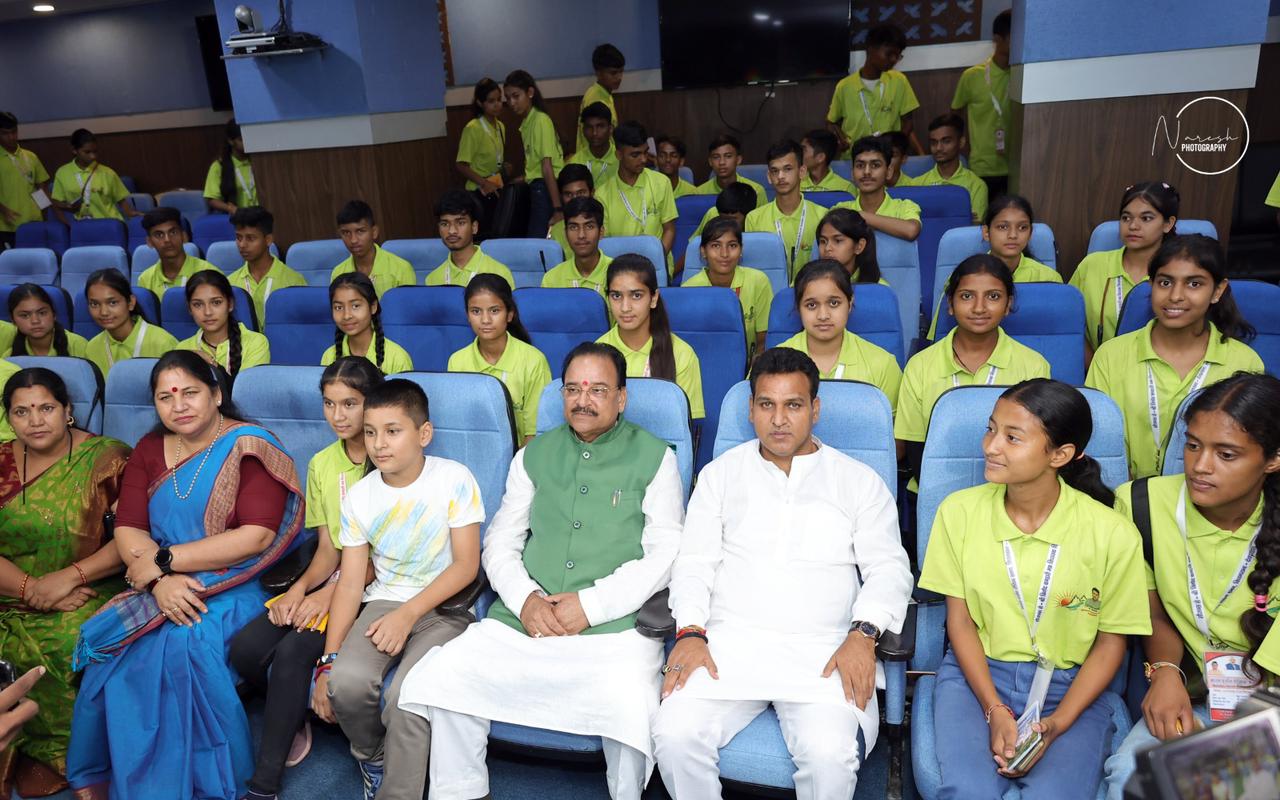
[1144,661,1187,684]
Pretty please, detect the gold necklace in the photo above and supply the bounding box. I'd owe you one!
[171,416,225,500]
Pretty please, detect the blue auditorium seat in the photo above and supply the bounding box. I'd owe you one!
[15,221,69,259]
[674,195,717,258]
[891,185,971,321]
[1086,219,1218,254]
[126,215,147,254]
[764,283,906,367]
[8,355,104,434]
[60,246,129,296]
[874,231,922,354]
[804,190,854,208]
[931,223,1058,320]
[735,164,773,200]
[161,285,259,339]
[130,242,200,283]
[599,236,668,286]
[69,219,127,250]
[264,287,334,365]
[515,288,609,378]
[154,190,207,225]
[1161,390,1202,478]
[383,239,449,277]
[832,161,852,180]
[287,240,351,287]
[103,357,159,447]
[0,284,73,330]
[202,240,281,274]
[683,232,789,293]
[0,248,58,285]
[192,213,235,255]
[119,175,137,193]
[127,192,155,213]
[477,239,564,289]
[380,286,474,372]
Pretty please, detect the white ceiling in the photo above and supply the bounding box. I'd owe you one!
[0,0,172,24]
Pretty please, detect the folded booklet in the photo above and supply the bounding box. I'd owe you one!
[1006,701,1044,773]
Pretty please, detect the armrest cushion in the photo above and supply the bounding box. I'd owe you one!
[258,536,317,595]
[635,588,674,639]
[876,601,916,662]
[439,574,488,617]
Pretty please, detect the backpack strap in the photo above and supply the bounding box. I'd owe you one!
[1131,477,1154,568]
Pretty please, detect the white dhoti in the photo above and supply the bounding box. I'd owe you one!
[398,618,664,800]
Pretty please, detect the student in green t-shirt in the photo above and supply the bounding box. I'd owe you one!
[51,128,138,222]
[914,113,989,223]
[800,129,855,194]
[834,137,922,241]
[576,43,624,156]
[694,134,767,208]
[204,118,258,214]
[0,111,52,248]
[455,78,507,197]
[816,207,884,285]
[880,131,915,188]
[655,135,696,198]
[568,102,618,187]
[952,10,1013,199]
[547,164,594,259]
[504,70,564,238]
[826,24,922,157]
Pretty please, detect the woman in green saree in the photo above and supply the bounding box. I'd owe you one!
[0,367,129,796]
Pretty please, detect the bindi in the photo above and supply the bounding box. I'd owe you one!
[171,387,179,394]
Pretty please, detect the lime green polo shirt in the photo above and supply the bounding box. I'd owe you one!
[576,82,617,156]
[320,335,414,374]
[1115,476,1280,676]
[227,257,307,325]
[542,252,612,295]
[1069,247,1142,352]
[448,335,552,442]
[693,174,767,209]
[827,70,920,145]
[833,190,922,223]
[86,319,179,378]
[892,171,919,188]
[305,438,365,547]
[778,329,902,407]
[598,169,678,240]
[1085,321,1264,479]
[683,266,774,351]
[1267,172,1280,208]
[203,154,258,208]
[802,170,855,194]
[745,198,825,279]
[0,146,49,233]
[673,177,698,198]
[925,253,1061,339]
[548,221,570,261]
[424,246,515,288]
[51,161,129,221]
[568,142,619,187]
[913,162,989,222]
[135,256,220,298]
[0,322,15,356]
[2,329,90,359]
[330,245,418,298]
[896,327,1051,443]
[597,326,705,419]
[456,116,506,190]
[178,323,271,373]
[0,358,19,442]
[520,108,565,183]
[951,58,1012,178]
[920,479,1151,668]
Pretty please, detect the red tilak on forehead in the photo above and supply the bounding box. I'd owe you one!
[171,387,179,394]
[581,380,590,387]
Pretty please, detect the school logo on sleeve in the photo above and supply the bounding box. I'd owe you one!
[1055,587,1101,617]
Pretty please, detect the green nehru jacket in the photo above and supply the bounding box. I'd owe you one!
[487,419,668,635]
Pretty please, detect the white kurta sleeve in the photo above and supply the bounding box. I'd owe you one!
[480,449,543,614]
[665,455,725,629]
[848,466,913,635]
[578,448,685,627]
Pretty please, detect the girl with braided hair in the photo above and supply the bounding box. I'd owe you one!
[5,284,88,357]
[178,270,270,378]
[320,272,413,374]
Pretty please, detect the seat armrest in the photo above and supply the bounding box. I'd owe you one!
[258,537,317,595]
[439,574,488,616]
[876,601,916,662]
[635,588,674,639]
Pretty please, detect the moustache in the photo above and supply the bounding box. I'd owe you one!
[571,406,597,416]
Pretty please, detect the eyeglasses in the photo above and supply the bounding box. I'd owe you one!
[561,384,616,399]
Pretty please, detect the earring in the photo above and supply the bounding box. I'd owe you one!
[67,416,74,425]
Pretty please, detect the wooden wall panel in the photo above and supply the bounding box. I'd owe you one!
[22,124,225,196]
[1246,42,1280,144]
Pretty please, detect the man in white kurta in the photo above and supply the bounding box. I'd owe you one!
[653,347,913,799]
[398,342,685,800]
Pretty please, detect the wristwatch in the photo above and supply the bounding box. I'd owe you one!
[850,620,881,641]
[316,653,338,668]
[154,546,174,575]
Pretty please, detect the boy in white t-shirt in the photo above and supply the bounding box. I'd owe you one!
[313,379,484,800]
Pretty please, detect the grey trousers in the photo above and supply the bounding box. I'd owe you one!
[328,600,471,800]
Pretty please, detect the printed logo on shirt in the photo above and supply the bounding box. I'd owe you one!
[1055,588,1102,617]
[1150,96,1249,176]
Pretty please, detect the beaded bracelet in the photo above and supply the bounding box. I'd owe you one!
[985,703,1014,724]
[71,562,88,586]
[17,574,30,604]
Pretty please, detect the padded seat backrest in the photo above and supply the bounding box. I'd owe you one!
[599,236,669,287]
[683,232,789,293]
[675,195,718,259]
[515,288,609,378]
[1087,219,1218,254]
[70,219,127,250]
[874,232,922,353]
[154,191,207,225]
[192,214,235,255]
[478,239,564,289]
[0,248,58,285]
[103,357,160,447]
[202,240,280,274]
[7,355,104,434]
[0,284,73,329]
[383,239,449,276]
[264,287,334,365]
[287,240,350,288]
[130,242,200,282]
[380,286,474,372]
[160,285,258,339]
[931,223,1058,317]
[16,221,69,258]
[764,283,905,367]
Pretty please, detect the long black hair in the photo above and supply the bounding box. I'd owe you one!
[186,270,245,376]
[329,272,386,369]
[463,273,531,344]
[7,284,71,356]
[606,254,675,381]
[1185,373,1280,679]
[1120,180,1179,239]
[85,269,154,325]
[503,70,546,111]
[320,355,385,397]
[217,118,241,203]
[1147,234,1255,344]
[817,208,880,284]
[983,194,1038,262]
[147,349,248,435]
[1000,378,1114,506]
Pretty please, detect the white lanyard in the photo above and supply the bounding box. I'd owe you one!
[4,150,33,186]
[75,165,98,208]
[1003,538,1060,711]
[234,160,255,199]
[104,319,148,368]
[479,117,503,172]
[244,272,274,305]
[831,363,845,379]
[1146,361,1211,455]
[642,357,652,378]
[857,82,885,135]
[774,201,809,268]
[590,158,609,182]
[952,364,998,388]
[984,60,1004,118]
[338,471,349,503]
[1177,483,1259,644]
[617,179,648,229]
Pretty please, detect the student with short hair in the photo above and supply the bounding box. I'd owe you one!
[330,200,417,297]
[178,270,271,377]
[568,102,618,186]
[321,272,414,374]
[826,24,922,157]
[51,128,137,222]
[1070,182,1179,353]
[1086,235,1263,479]
[919,379,1151,800]
[320,379,485,800]
[834,137,921,241]
[542,196,611,295]
[816,208,885,285]
[746,139,826,279]
[455,78,507,199]
[800,129,855,194]
[655,135,696,198]
[0,111,51,248]
[226,206,306,325]
[597,121,678,272]
[913,114,989,223]
[425,190,515,288]
[683,216,773,355]
[5,283,89,358]
[505,70,565,238]
[694,134,766,208]
[881,131,916,188]
[576,43,625,155]
[449,274,552,445]
[686,181,759,245]
[204,118,258,214]
[952,9,1013,198]
[547,164,595,261]
[135,207,220,297]
[83,268,179,378]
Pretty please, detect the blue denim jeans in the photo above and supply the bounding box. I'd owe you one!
[933,651,1116,800]
[527,178,552,238]
[1102,703,1210,800]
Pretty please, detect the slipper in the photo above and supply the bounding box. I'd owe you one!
[285,720,312,768]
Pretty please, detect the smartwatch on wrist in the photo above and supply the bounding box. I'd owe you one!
[316,653,338,668]
[850,620,881,641]
[154,546,174,575]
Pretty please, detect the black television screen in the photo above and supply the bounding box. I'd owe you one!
[658,1,851,90]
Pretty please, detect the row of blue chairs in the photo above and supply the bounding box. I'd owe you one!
[0,240,281,291]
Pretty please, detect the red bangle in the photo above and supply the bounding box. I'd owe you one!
[71,562,88,586]
[17,574,30,603]
[314,664,332,679]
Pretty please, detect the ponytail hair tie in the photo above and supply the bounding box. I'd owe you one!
[1256,594,1270,613]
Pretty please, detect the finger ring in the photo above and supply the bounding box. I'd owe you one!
[673,664,684,672]
[534,632,544,638]
[171,607,179,614]
[661,665,672,674]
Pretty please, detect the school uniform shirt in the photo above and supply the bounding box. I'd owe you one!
[547,220,570,261]
[801,170,855,194]
[682,266,773,351]
[693,174,767,209]
[672,177,698,198]
[1267,171,1280,208]
[423,246,515,288]
[86,319,179,378]
[919,479,1151,668]
[576,82,617,156]
[827,70,920,146]
[0,146,49,233]
[456,116,506,190]
[177,324,271,373]
[202,154,258,208]
[51,161,129,221]
[447,335,552,442]
[0,322,14,356]
[227,257,307,325]
[1085,321,1264,479]
[305,439,366,548]
[912,162,989,222]
[951,57,1012,178]
[339,455,485,604]
[0,358,18,442]
[1069,247,1142,351]
[135,255,220,299]
[568,142,619,187]
[777,330,902,408]
[597,326,706,419]
[598,170,677,274]
[2,329,90,359]
[320,335,414,375]
[833,191,922,225]
[541,252,613,295]
[520,108,565,183]
[745,198,825,279]
[1115,475,1280,676]
[924,253,1061,339]
[330,245,417,297]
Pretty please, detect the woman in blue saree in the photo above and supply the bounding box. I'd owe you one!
[67,350,303,800]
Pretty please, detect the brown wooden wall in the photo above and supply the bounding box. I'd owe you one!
[22,125,225,196]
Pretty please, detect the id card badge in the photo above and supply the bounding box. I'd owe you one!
[30,188,51,210]
[994,128,1007,156]
[1025,656,1054,714]
[1007,699,1045,772]
[1204,651,1254,722]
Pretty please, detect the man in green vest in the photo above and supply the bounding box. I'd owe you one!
[397,341,685,800]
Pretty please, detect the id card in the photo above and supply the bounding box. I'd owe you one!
[30,188,50,210]
[994,128,1006,156]
[1007,700,1044,772]
[1204,651,1253,722]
